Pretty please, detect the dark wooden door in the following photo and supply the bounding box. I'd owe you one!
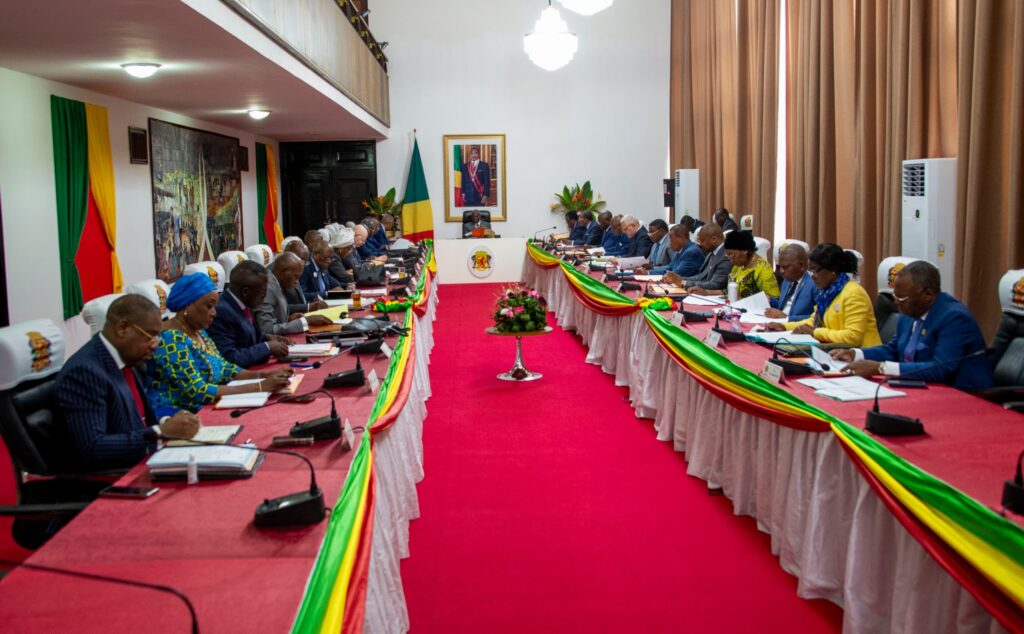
[280,141,377,235]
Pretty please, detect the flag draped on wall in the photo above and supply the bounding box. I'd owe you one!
[401,139,434,242]
[256,143,284,252]
[51,95,122,319]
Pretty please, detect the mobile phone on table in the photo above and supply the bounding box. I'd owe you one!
[888,379,927,389]
[99,485,159,499]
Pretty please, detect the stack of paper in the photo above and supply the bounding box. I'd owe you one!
[359,288,389,297]
[288,343,336,357]
[214,392,271,409]
[165,425,242,447]
[324,299,353,307]
[146,445,261,479]
[744,331,820,345]
[732,292,771,313]
[227,374,304,394]
[796,376,906,402]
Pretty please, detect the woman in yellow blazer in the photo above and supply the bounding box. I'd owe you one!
[766,243,882,347]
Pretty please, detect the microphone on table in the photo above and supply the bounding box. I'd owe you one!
[0,558,199,634]
[156,436,327,527]
[765,337,826,377]
[708,300,746,342]
[533,225,558,241]
[864,347,989,436]
[1001,448,1024,515]
[287,389,342,440]
[229,392,314,418]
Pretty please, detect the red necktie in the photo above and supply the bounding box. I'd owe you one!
[123,367,146,423]
[242,306,254,324]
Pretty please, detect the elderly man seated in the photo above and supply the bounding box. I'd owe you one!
[255,252,333,336]
[55,294,201,470]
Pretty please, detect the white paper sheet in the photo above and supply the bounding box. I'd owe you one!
[147,445,257,469]
[739,312,788,325]
[166,425,241,447]
[617,256,647,270]
[633,275,664,282]
[745,331,820,345]
[214,392,271,409]
[288,343,335,356]
[359,288,389,297]
[732,291,771,313]
[683,295,727,307]
[811,345,846,371]
[325,299,353,307]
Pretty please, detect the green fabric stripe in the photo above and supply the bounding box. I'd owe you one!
[255,143,268,244]
[526,241,635,306]
[290,433,371,633]
[51,95,89,319]
[405,140,429,204]
[367,311,414,424]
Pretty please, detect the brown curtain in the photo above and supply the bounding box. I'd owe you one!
[669,0,779,237]
[957,0,1024,335]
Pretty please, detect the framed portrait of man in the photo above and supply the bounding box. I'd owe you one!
[443,134,507,222]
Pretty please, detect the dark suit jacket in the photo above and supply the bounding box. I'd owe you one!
[770,271,816,321]
[573,221,603,246]
[206,292,270,368]
[283,285,311,314]
[55,336,160,470]
[328,253,354,286]
[652,240,704,277]
[461,161,491,205]
[862,292,993,390]
[624,226,654,258]
[684,245,731,290]
[720,217,740,232]
[300,260,341,302]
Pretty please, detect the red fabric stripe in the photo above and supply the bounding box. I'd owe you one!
[368,340,417,435]
[74,188,113,303]
[835,440,1024,632]
[340,466,376,634]
[405,230,434,242]
[413,272,433,317]
[563,282,638,316]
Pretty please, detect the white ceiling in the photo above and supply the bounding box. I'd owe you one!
[0,0,386,141]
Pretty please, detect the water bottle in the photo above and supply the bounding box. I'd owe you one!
[727,281,738,304]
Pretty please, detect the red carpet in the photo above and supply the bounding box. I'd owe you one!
[399,283,843,632]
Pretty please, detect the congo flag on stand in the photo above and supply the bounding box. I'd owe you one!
[256,143,284,252]
[401,138,435,242]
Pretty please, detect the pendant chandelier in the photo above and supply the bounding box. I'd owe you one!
[558,0,613,16]
[523,2,578,72]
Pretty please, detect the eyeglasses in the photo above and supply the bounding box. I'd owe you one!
[128,322,160,343]
[893,289,923,304]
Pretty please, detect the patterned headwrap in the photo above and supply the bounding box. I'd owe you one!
[166,272,217,312]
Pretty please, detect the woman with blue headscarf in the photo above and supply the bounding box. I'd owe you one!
[766,243,882,347]
[146,272,292,412]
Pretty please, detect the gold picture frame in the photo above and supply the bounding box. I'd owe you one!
[443,134,507,222]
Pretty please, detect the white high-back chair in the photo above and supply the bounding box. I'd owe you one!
[217,251,248,280]
[846,249,865,283]
[0,319,66,391]
[873,256,920,343]
[280,236,302,253]
[998,269,1024,317]
[81,293,124,336]
[126,279,172,319]
[183,261,226,293]
[876,257,920,295]
[753,237,771,261]
[773,239,810,264]
[740,215,754,231]
[245,244,273,267]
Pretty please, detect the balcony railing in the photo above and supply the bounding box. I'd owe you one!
[336,0,388,72]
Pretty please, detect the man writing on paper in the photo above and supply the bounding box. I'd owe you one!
[620,215,653,259]
[830,261,992,389]
[282,240,329,313]
[636,224,703,278]
[207,261,291,368]
[764,243,815,321]
[256,252,333,336]
[56,295,200,469]
[301,242,344,302]
[600,214,629,256]
[664,223,730,291]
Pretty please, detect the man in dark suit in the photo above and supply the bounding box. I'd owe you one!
[646,219,671,266]
[281,240,328,313]
[256,253,334,336]
[55,295,200,470]
[461,145,491,206]
[572,211,602,246]
[325,225,355,285]
[640,225,704,277]
[666,223,730,291]
[620,214,653,258]
[714,208,739,232]
[207,261,291,368]
[832,261,993,390]
[765,243,816,321]
[301,242,344,302]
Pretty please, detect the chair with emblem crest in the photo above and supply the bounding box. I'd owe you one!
[978,269,1024,411]
[183,261,226,293]
[873,257,919,343]
[245,244,273,267]
[0,320,120,549]
[81,293,124,336]
[217,251,249,283]
[126,278,172,319]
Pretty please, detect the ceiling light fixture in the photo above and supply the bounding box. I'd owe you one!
[121,63,161,79]
[524,1,578,72]
[558,0,613,16]
[247,110,271,120]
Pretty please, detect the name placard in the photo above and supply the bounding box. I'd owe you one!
[368,369,380,394]
[704,329,723,348]
[381,341,393,359]
[670,312,684,327]
[760,360,785,384]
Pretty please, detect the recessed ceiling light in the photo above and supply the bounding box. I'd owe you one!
[121,63,161,78]
[247,110,271,120]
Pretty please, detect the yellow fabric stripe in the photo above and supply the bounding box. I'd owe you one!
[266,147,284,250]
[830,423,1024,609]
[318,445,374,633]
[83,103,123,292]
[562,272,636,307]
[402,199,434,236]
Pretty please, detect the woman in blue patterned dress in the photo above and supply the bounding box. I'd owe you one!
[146,272,292,413]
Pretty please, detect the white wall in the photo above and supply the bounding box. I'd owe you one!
[373,0,670,240]
[0,66,276,351]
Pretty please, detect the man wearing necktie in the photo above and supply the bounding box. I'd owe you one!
[830,261,993,390]
[208,261,291,368]
[300,242,344,303]
[646,219,671,267]
[55,295,201,470]
[765,243,816,321]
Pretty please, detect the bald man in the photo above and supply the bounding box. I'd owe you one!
[207,261,292,367]
[300,241,344,302]
[255,252,332,336]
[664,223,730,290]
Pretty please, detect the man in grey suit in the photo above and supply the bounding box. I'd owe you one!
[664,223,730,291]
[255,252,333,336]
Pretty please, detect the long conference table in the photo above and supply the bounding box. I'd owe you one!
[0,245,439,633]
[523,242,1023,634]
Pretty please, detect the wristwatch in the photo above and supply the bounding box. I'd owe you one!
[877,361,887,375]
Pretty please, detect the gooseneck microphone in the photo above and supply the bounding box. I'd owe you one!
[766,337,826,376]
[533,225,558,240]
[0,558,199,633]
[229,392,313,418]
[287,389,342,440]
[865,347,989,436]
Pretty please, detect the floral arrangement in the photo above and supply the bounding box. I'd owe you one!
[551,181,607,213]
[372,298,413,313]
[492,284,547,333]
[362,187,402,216]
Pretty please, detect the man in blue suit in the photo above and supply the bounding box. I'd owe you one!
[620,214,653,259]
[639,225,704,277]
[208,261,291,368]
[572,211,603,246]
[832,261,993,390]
[301,241,344,302]
[55,295,200,470]
[600,214,630,256]
[765,243,815,321]
[357,217,388,258]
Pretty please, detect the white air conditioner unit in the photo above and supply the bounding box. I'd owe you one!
[674,169,699,221]
[901,158,957,290]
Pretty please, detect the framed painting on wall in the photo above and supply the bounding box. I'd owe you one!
[443,134,507,223]
[148,118,243,282]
